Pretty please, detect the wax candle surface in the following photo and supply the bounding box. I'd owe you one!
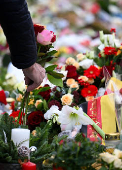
[22,161,36,170]
[11,128,30,148]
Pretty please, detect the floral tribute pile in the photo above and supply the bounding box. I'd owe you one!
[1,27,122,170]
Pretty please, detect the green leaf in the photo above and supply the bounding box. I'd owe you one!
[47,74,63,87]
[45,65,57,72]
[99,167,108,170]
[43,100,48,111]
[46,50,57,57]
[33,87,50,95]
[47,70,64,79]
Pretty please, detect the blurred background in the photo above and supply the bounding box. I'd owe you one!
[0,0,122,92]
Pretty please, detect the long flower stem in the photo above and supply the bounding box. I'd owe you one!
[83,112,105,140]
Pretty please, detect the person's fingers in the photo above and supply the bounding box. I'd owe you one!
[27,82,39,92]
[24,76,30,85]
[27,72,45,92]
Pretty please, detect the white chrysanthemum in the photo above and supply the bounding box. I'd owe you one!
[58,105,93,131]
[44,105,61,120]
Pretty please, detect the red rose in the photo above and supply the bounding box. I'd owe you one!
[66,65,78,79]
[10,110,25,125]
[81,85,98,97]
[38,84,51,100]
[27,111,44,130]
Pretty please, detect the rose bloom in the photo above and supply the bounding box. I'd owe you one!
[27,111,44,130]
[84,65,100,79]
[114,159,122,168]
[66,78,76,87]
[99,152,117,164]
[33,24,45,36]
[73,62,80,70]
[37,29,56,45]
[35,99,43,108]
[113,149,122,159]
[70,82,79,90]
[66,65,78,79]
[78,76,88,82]
[38,84,51,100]
[61,93,73,105]
[76,53,86,61]
[85,96,94,101]
[81,85,98,97]
[65,57,76,65]
[87,78,94,84]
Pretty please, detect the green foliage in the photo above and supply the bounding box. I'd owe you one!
[0,113,19,163]
[49,133,105,170]
[30,120,66,163]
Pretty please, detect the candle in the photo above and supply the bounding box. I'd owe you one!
[11,128,30,148]
[22,161,36,170]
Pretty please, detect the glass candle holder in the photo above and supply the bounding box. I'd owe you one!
[105,133,120,149]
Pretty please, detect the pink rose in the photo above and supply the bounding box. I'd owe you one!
[37,30,56,45]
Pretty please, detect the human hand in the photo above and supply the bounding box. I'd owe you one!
[22,63,45,92]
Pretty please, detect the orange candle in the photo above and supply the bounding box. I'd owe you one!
[22,161,36,170]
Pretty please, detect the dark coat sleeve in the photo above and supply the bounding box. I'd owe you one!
[0,0,37,69]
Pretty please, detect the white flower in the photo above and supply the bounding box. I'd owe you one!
[99,31,104,43]
[98,33,121,51]
[14,81,25,91]
[114,158,122,168]
[58,105,93,131]
[79,59,94,69]
[99,152,117,164]
[89,51,94,59]
[44,105,61,120]
[113,149,122,159]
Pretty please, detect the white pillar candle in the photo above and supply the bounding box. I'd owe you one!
[11,128,30,148]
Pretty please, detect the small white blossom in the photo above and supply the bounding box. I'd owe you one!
[44,105,61,120]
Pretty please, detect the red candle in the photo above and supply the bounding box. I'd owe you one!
[22,161,36,170]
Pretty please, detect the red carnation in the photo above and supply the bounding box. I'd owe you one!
[104,47,117,56]
[66,65,78,79]
[110,28,116,33]
[38,84,51,100]
[48,100,62,110]
[33,24,45,36]
[10,110,25,125]
[27,111,44,130]
[84,65,100,79]
[81,85,98,97]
